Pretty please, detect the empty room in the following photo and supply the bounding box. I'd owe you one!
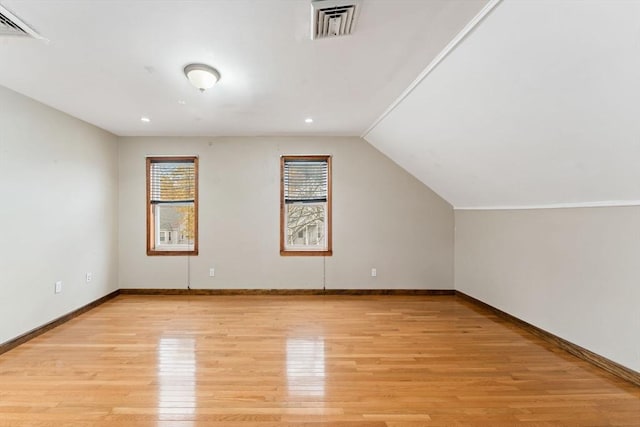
[1,0,639,425]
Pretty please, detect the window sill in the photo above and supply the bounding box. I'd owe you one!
[280,250,332,257]
[147,250,198,256]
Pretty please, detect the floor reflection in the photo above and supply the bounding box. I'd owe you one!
[286,337,326,397]
[157,336,196,424]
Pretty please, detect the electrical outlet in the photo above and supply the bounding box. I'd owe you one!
[209,268,215,277]
[371,268,377,277]
[86,272,92,283]
[54,281,62,294]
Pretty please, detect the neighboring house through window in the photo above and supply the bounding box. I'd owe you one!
[146,156,198,255]
[280,155,332,256]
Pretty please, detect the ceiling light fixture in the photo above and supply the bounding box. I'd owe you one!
[184,63,220,92]
[305,118,314,123]
[140,116,151,123]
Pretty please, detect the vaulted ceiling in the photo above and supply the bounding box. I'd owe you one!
[2,0,636,209]
[365,0,640,208]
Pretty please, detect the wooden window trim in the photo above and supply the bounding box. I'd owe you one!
[146,156,199,256]
[280,155,332,256]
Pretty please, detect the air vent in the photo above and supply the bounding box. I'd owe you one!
[0,5,42,38]
[311,0,361,40]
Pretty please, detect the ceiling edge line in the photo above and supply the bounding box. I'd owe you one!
[455,200,640,211]
[360,0,502,139]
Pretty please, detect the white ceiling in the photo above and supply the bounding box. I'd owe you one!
[6,0,634,209]
[366,0,640,209]
[0,0,487,136]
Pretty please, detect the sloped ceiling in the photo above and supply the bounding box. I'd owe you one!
[365,0,640,209]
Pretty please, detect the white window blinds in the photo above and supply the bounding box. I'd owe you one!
[149,160,196,204]
[283,160,328,204]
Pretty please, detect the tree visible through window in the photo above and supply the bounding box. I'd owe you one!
[280,155,332,256]
[147,157,198,255]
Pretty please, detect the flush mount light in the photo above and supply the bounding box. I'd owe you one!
[305,118,314,124]
[184,63,220,92]
[140,116,151,123]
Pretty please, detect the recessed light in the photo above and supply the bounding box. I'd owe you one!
[305,118,313,124]
[140,116,151,123]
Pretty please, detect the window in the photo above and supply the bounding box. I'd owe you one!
[280,155,332,256]
[146,157,198,255]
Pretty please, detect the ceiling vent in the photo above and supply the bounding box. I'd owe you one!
[0,5,43,39]
[311,0,361,40]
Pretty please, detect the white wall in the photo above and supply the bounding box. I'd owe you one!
[0,85,119,345]
[455,207,640,372]
[118,136,453,290]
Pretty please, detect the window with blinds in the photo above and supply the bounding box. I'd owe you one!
[146,157,198,255]
[280,155,332,256]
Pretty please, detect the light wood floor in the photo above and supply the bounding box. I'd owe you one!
[0,295,638,426]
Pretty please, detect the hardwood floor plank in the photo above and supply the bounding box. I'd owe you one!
[0,295,638,426]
